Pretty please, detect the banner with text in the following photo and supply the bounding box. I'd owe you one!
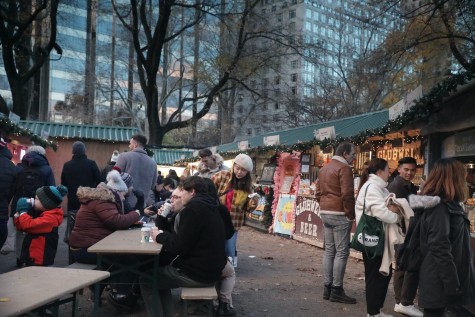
[293,196,324,243]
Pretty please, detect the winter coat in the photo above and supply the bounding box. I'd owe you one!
[10,151,56,217]
[61,154,102,211]
[387,175,418,200]
[68,185,140,249]
[14,207,64,266]
[212,170,253,230]
[115,148,157,208]
[412,195,475,309]
[355,174,399,226]
[155,194,226,284]
[316,156,355,220]
[0,147,16,222]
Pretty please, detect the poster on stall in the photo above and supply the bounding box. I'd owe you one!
[293,196,324,244]
[273,194,296,236]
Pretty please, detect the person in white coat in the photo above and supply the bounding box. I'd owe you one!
[355,158,400,317]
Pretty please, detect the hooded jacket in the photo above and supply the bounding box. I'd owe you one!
[68,185,139,249]
[14,207,63,266]
[156,193,226,284]
[409,195,475,308]
[0,146,15,221]
[10,151,56,217]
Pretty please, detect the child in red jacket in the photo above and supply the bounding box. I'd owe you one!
[14,185,67,266]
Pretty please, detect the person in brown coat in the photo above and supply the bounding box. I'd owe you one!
[315,141,357,304]
[68,170,140,264]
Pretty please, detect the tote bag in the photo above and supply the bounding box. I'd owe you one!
[351,185,385,259]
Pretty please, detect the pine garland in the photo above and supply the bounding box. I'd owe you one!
[0,117,58,150]
[175,70,474,164]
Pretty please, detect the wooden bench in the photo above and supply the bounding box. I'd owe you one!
[181,286,217,317]
[66,262,97,270]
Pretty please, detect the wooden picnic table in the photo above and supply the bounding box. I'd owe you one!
[88,228,162,316]
[0,266,110,317]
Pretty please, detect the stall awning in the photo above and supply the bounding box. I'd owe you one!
[218,110,389,152]
[150,149,193,165]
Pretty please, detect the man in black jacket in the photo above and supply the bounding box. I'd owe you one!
[0,137,16,249]
[388,157,423,317]
[140,176,226,317]
[60,141,101,212]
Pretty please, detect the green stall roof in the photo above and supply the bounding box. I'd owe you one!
[217,110,389,152]
[150,149,193,165]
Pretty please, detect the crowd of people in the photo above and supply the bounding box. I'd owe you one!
[1,135,475,317]
[316,141,475,317]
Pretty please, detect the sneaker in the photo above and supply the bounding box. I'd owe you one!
[368,312,394,317]
[394,304,423,317]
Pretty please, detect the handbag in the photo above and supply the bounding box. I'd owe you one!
[350,185,385,259]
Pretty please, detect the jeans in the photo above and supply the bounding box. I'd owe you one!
[321,214,352,288]
[140,265,214,317]
[218,259,236,305]
[225,231,238,263]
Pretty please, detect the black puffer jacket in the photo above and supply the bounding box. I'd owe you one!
[0,147,16,222]
[156,194,226,284]
[413,195,475,308]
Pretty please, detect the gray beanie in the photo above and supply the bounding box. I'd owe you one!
[72,141,86,155]
[106,170,128,193]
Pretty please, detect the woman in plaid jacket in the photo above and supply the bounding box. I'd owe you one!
[211,154,256,267]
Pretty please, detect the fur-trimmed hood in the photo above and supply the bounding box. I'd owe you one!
[76,184,117,204]
[408,194,441,210]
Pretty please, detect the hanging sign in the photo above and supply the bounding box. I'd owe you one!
[314,126,335,141]
[263,135,280,146]
[238,140,249,150]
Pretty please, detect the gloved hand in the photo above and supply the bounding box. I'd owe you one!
[16,197,31,214]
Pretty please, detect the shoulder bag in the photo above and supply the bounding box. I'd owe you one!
[350,184,385,259]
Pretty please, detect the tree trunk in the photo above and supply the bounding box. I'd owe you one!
[83,0,97,124]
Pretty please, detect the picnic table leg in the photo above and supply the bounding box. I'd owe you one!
[71,292,78,317]
[92,255,103,317]
[151,255,159,317]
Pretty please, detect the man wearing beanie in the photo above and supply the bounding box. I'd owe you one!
[13,185,68,266]
[61,141,101,212]
[115,134,157,208]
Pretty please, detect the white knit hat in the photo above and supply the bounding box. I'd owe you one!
[106,170,128,193]
[234,154,253,172]
[110,150,120,163]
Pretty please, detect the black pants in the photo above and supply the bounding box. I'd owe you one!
[393,269,419,305]
[363,253,392,316]
[394,244,419,306]
[423,307,445,317]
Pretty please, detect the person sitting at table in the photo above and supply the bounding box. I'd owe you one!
[69,170,140,305]
[140,176,227,317]
[13,185,68,266]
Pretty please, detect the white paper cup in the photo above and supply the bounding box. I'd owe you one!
[141,227,151,243]
[161,203,172,218]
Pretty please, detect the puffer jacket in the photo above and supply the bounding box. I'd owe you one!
[14,207,64,266]
[68,185,140,249]
[316,156,355,220]
[0,146,16,222]
[412,195,475,309]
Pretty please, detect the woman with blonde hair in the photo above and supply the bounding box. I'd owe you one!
[356,158,400,317]
[409,158,475,317]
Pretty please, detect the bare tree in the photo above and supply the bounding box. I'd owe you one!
[0,0,60,119]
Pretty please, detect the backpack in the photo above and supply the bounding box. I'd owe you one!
[396,210,423,272]
[15,166,45,199]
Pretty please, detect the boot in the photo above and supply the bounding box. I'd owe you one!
[216,300,236,316]
[329,286,356,304]
[108,292,138,312]
[323,284,332,300]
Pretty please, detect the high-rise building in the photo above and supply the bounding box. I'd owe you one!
[232,0,398,141]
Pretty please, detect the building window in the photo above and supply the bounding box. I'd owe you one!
[289,22,296,32]
[272,5,276,12]
[247,128,252,136]
[277,13,282,22]
[263,104,268,110]
[275,88,280,96]
[262,115,268,123]
[275,103,279,110]
[239,106,244,114]
[275,76,280,85]
[289,9,296,19]
[291,73,298,82]
[290,60,298,68]
[262,78,268,86]
[273,114,279,121]
[291,87,297,95]
[255,127,261,134]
